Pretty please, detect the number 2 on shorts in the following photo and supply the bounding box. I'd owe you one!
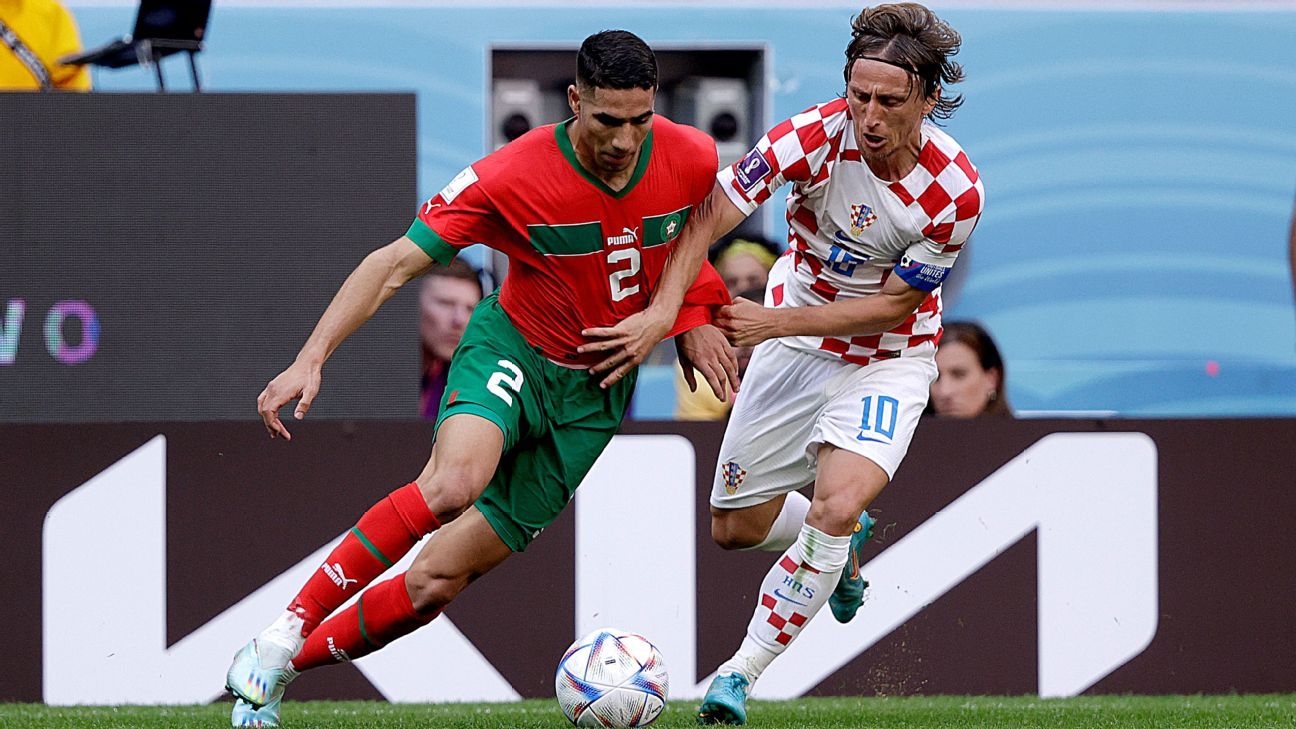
[487,360,524,406]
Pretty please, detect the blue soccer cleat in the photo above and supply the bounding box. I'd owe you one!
[226,637,295,708]
[696,672,750,725]
[828,512,875,624]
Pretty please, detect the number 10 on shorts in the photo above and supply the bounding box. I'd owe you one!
[857,395,899,442]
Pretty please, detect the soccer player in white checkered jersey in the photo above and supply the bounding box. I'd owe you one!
[580,4,984,723]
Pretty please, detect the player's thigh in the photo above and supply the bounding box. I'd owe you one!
[809,355,937,483]
[475,364,635,553]
[417,414,505,498]
[710,341,835,512]
[406,505,513,607]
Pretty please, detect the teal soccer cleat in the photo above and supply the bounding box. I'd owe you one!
[226,638,295,708]
[828,512,875,623]
[697,673,750,725]
[231,694,281,728]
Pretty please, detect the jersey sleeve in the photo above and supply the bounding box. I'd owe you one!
[715,103,841,215]
[405,164,509,265]
[666,261,731,338]
[893,176,985,292]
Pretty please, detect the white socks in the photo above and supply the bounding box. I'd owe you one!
[258,610,306,666]
[719,523,850,687]
[743,491,811,553]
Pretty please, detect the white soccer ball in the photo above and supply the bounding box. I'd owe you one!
[554,627,669,727]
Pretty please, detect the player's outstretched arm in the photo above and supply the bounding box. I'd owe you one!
[580,183,747,385]
[717,275,928,348]
[257,236,433,440]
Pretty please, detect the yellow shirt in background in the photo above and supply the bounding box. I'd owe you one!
[675,363,733,421]
[0,0,91,91]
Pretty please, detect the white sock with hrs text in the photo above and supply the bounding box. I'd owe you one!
[718,522,850,688]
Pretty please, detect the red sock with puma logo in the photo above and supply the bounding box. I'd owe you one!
[287,482,439,635]
[291,572,439,670]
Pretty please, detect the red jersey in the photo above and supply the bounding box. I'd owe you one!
[405,116,729,365]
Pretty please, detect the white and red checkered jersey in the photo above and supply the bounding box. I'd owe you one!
[717,97,985,366]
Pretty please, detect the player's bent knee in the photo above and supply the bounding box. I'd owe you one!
[416,467,486,521]
[808,489,869,535]
[710,512,764,551]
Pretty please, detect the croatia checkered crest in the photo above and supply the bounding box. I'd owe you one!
[555,628,669,727]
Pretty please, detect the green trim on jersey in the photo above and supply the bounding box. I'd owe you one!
[528,221,603,256]
[643,205,690,248]
[405,218,458,265]
[554,119,654,200]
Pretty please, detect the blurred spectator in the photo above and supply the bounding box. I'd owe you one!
[929,321,1011,418]
[419,260,483,419]
[712,235,779,295]
[0,0,91,91]
[674,236,780,421]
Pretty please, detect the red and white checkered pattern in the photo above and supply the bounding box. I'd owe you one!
[757,555,819,646]
[718,99,985,366]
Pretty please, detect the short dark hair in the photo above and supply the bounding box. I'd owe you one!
[425,258,483,294]
[576,30,658,92]
[843,3,966,122]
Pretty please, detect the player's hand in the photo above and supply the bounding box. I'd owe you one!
[676,324,740,402]
[256,359,322,441]
[579,310,674,389]
[716,298,782,347]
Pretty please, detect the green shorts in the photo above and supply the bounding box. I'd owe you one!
[434,292,637,552]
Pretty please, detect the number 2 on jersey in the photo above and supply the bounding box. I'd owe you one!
[487,360,524,406]
[607,247,642,302]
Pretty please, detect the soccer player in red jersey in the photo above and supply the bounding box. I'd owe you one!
[224,30,737,727]
[585,5,984,723]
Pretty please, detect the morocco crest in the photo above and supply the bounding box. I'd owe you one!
[849,203,878,236]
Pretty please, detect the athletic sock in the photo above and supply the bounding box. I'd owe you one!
[288,482,440,636]
[742,491,811,553]
[290,572,438,671]
[718,523,850,686]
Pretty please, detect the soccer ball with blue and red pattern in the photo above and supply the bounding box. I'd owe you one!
[554,628,669,727]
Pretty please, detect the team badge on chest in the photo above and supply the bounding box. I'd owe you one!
[849,203,878,236]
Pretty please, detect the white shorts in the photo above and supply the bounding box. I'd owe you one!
[711,340,937,510]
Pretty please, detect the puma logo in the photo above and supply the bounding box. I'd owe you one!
[323,562,358,590]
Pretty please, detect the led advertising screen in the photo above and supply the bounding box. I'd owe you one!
[1,93,421,421]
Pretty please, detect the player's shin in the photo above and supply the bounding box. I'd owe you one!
[291,572,439,671]
[288,482,440,635]
[719,523,849,686]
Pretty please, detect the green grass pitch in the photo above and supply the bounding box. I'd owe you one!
[2,696,1293,728]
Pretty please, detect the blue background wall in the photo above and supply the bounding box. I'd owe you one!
[69,2,1296,416]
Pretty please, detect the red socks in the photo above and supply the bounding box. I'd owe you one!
[291,572,439,670]
[288,483,440,635]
